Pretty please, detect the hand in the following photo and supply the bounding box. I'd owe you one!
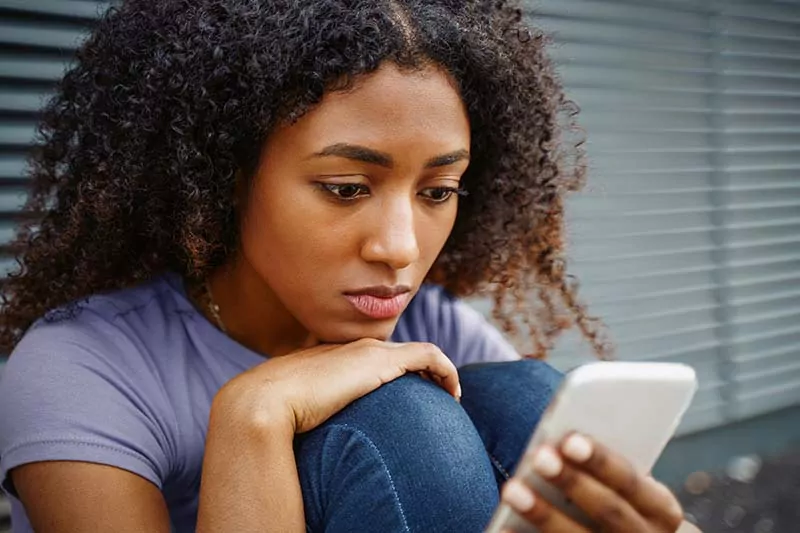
[212,338,461,434]
[499,433,686,532]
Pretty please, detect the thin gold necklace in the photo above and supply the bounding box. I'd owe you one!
[204,280,228,334]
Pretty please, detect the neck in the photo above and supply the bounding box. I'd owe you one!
[205,257,314,357]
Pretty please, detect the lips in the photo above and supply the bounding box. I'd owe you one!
[343,286,412,319]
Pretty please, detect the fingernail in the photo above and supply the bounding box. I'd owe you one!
[532,447,563,478]
[502,480,536,512]
[562,433,593,463]
[455,383,462,402]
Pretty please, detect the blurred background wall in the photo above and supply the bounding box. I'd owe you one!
[515,0,800,488]
[0,0,798,530]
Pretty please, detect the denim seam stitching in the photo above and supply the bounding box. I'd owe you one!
[331,423,411,532]
[487,451,511,480]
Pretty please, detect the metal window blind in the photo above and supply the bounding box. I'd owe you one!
[520,0,800,436]
[0,0,106,279]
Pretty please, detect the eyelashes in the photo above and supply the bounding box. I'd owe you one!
[318,183,468,204]
[419,186,469,202]
[319,183,369,200]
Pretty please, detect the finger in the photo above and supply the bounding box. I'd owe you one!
[393,342,461,400]
[676,520,703,533]
[527,445,650,531]
[560,433,684,530]
[500,478,591,533]
[415,371,452,402]
[415,370,436,385]
[645,476,686,531]
[417,370,444,387]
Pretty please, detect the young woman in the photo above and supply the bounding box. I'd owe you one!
[0,1,687,531]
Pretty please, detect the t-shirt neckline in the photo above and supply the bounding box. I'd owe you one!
[160,271,270,370]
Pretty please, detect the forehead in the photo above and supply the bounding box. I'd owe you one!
[271,63,471,152]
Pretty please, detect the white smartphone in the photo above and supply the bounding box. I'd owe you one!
[484,361,698,533]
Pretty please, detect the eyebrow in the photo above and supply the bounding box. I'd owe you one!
[307,143,470,169]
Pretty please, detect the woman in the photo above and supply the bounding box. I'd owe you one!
[0,0,687,531]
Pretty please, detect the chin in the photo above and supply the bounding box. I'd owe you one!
[314,320,398,344]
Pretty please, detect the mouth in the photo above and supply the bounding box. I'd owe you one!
[343,286,412,320]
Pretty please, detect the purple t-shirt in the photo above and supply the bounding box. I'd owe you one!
[0,272,518,532]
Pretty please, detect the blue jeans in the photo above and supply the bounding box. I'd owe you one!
[293,359,564,532]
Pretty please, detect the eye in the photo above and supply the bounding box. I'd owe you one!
[419,186,468,203]
[320,183,370,201]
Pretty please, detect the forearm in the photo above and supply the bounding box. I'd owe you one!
[196,400,304,533]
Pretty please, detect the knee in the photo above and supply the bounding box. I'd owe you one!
[459,359,564,425]
[312,373,473,448]
[294,374,499,528]
[294,373,494,476]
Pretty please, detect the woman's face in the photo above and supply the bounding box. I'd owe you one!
[237,62,471,345]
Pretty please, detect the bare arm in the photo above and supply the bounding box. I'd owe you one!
[13,462,172,533]
[197,338,462,533]
[196,391,305,533]
[13,404,304,533]
[13,339,460,532]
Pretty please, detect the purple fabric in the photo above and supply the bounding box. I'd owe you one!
[0,272,518,531]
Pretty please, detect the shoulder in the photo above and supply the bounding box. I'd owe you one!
[1,273,189,434]
[397,283,499,341]
[12,273,187,367]
[402,282,455,320]
[34,272,186,342]
[394,283,458,342]
[0,274,188,492]
[394,284,520,366]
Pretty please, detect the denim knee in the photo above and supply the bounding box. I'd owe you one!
[294,373,500,533]
[458,359,564,481]
[459,359,563,422]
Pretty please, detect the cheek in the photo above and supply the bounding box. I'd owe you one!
[420,207,457,256]
[240,195,296,258]
[238,187,348,277]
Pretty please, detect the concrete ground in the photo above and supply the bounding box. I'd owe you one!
[677,449,800,533]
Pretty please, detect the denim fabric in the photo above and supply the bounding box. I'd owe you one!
[294,359,564,532]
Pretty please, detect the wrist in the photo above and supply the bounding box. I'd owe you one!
[210,380,297,439]
[199,383,304,533]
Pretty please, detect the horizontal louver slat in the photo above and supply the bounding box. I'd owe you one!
[0,0,105,20]
[0,0,99,355]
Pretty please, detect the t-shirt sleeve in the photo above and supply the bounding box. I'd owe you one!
[394,284,521,367]
[0,317,174,497]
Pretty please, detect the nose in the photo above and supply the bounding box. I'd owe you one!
[360,198,420,270]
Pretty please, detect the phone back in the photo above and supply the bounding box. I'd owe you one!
[532,362,697,473]
[485,361,697,532]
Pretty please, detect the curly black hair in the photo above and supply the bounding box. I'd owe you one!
[0,0,611,359]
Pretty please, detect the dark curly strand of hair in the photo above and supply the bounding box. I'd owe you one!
[0,0,612,359]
